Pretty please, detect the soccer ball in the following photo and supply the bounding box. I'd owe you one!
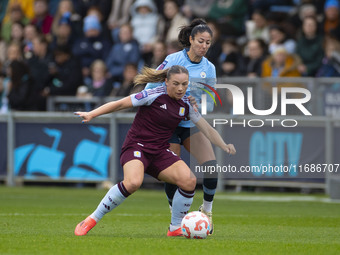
[181,211,210,239]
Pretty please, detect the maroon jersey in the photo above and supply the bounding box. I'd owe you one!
[122,85,201,153]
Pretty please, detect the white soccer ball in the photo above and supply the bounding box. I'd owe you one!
[181,211,210,239]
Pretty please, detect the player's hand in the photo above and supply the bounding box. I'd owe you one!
[224,144,236,155]
[188,95,198,109]
[74,111,93,123]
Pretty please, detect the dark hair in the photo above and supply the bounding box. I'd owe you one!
[34,34,48,45]
[178,18,213,48]
[164,0,180,9]
[251,38,267,52]
[54,44,71,56]
[134,65,188,85]
[9,60,31,90]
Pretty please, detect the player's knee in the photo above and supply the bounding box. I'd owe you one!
[123,179,142,193]
[177,175,196,191]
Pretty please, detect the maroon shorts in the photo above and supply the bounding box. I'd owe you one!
[120,144,181,179]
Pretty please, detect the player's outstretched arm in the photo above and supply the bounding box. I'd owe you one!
[195,117,236,155]
[74,96,133,123]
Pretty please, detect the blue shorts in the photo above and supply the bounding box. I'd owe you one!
[168,126,200,145]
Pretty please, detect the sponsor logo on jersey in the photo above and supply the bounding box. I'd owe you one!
[200,72,206,78]
[179,107,185,116]
[135,90,148,100]
[157,60,168,70]
[160,104,167,109]
[134,151,141,158]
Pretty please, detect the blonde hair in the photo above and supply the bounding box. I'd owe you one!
[90,59,107,72]
[134,65,188,85]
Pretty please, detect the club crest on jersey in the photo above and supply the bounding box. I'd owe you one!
[157,60,168,70]
[179,107,185,116]
[200,72,206,78]
[135,90,148,100]
[134,151,141,158]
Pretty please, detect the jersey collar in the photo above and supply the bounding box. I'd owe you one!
[183,48,202,64]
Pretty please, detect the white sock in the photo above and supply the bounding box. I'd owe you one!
[203,200,213,213]
[170,188,194,228]
[91,182,129,222]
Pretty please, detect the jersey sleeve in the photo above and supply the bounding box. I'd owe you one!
[130,87,164,107]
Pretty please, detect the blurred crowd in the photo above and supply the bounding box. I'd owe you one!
[0,0,340,112]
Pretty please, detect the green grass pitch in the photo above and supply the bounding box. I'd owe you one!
[1,186,340,255]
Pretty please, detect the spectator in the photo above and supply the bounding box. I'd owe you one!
[107,0,134,30]
[43,45,82,97]
[77,59,113,98]
[23,23,39,59]
[85,6,111,39]
[159,0,189,44]
[0,36,6,64]
[130,0,162,66]
[111,63,141,97]
[317,36,340,77]
[0,0,9,24]
[245,9,270,43]
[7,60,35,111]
[322,0,340,40]
[10,21,25,47]
[1,4,29,43]
[262,46,302,93]
[181,0,215,19]
[150,40,167,69]
[289,3,319,32]
[106,23,140,80]
[206,20,222,68]
[72,14,111,81]
[1,42,23,75]
[261,46,304,114]
[296,16,324,76]
[49,11,75,51]
[242,38,268,77]
[5,0,35,20]
[166,40,182,55]
[31,0,54,35]
[28,35,52,110]
[218,38,243,76]
[268,25,297,54]
[51,0,82,38]
[72,0,112,23]
[0,73,10,113]
[208,0,248,37]
[250,0,293,13]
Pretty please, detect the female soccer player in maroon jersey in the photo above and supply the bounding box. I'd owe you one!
[74,65,235,236]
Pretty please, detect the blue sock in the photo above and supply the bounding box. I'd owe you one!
[91,182,130,222]
[170,188,195,229]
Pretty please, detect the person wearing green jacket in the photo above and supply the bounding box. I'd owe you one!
[208,0,248,37]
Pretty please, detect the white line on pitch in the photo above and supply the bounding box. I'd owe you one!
[215,195,340,203]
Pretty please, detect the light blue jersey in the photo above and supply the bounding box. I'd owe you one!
[145,49,216,128]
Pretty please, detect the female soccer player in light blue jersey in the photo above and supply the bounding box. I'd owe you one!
[145,19,219,234]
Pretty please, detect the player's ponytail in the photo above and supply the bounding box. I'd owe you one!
[134,67,168,85]
[178,18,212,48]
[134,65,188,85]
